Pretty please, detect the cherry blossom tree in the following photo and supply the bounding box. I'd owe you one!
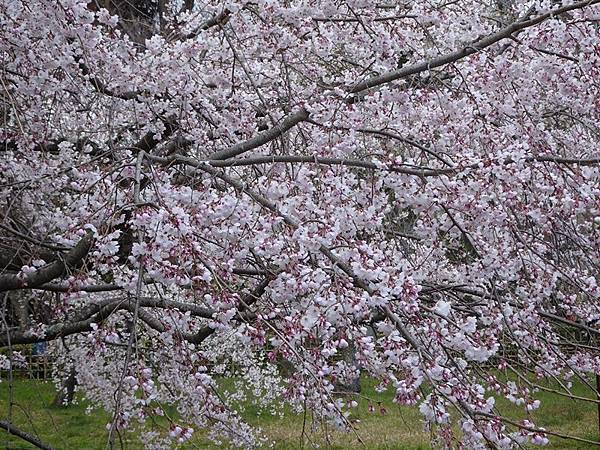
[1,0,599,448]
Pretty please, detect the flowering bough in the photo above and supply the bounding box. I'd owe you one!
[1,0,599,448]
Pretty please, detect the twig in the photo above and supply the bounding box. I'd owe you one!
[107,151,146,449]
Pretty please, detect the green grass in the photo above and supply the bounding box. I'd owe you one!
[0,376,597,449]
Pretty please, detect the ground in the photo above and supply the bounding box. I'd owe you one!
[0,376,597,449]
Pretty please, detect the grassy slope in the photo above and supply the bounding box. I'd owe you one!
[0,376,597,449]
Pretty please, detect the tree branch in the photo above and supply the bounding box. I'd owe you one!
[0,293,261,347]
[207,154,451,176]
[185,9,232,39]
[34,283,123,293]
[424,284,600,337]
[349,0,600,94]
[526,155,600,165]
[187,277,271,344]
[0,420,53,450]
[0,301,121,346]
[0,231,94,292]
[0,223,69,252]
[207,109,309,160]
[148,152,600,182]
[130,117,178,155]
[78,61,141,101]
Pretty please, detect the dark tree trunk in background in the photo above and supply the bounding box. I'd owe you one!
[341,347,362,394]
[52,368,77,407]
[11,291,30,329]
[98,1,159,44]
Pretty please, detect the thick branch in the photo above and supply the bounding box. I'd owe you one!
[35,283,123,293]
[207,154,450,176]
[0,231,94,292]
[207,109,309,160]
[0,420,53,450]
[130,117,178,155]
[185,9,232,39]
[1,138,100,155]
[79,61,140,101]
[0,291,264,346]
[34,267,267,292]
[349,0,599,93]
[0,301,121,346]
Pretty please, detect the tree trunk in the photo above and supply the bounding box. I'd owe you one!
[52,368,77,407]
[336,342,362,394]
[12,291,30,329]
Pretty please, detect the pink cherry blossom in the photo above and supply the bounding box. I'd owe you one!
[1,0,599,448]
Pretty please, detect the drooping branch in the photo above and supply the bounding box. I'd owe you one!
[108,149,150,448]
[0,223,69,252]
[193,164,426,353]
[349,0,600,94]
[351,127,455,167]
[423,284,600,337]
[475,411,600,447]
[0,231,94,292]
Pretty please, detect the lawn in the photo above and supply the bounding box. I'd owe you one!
[0,375,597,449]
